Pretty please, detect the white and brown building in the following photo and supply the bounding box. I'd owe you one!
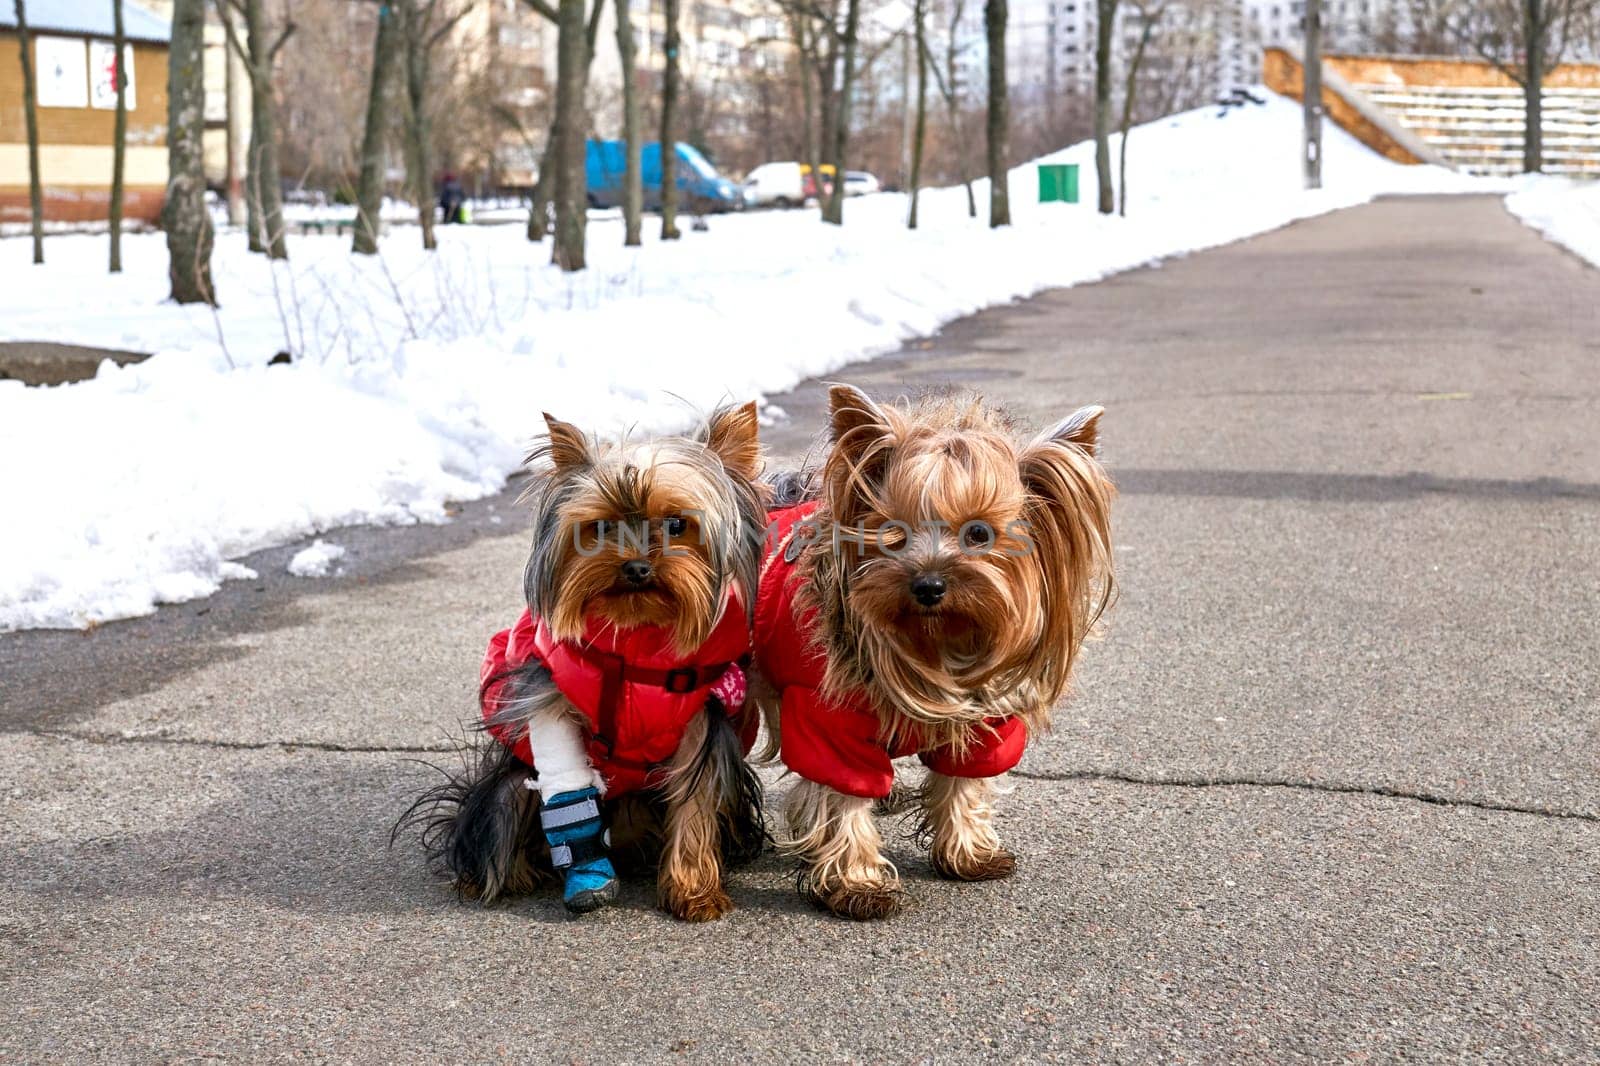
[1,0,171,223]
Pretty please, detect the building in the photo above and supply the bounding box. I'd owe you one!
[1007,0,1219,108]
[451,0,554,187]
[139,0,250,215]
[1,0,170,223]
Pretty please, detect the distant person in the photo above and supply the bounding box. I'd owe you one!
[439,173,465,225]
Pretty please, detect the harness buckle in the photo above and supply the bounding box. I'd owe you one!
[662,667,699,694]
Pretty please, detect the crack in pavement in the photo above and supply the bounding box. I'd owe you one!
[21,728,1597,825]
[1010,768,1600,823]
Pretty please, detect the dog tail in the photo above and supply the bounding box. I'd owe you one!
[391,736,550,903]
[700,697,769,866]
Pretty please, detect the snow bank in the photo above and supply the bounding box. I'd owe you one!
[1505,176,1600,268]
[0,92,1499,631]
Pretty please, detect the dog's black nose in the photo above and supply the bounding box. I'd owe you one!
[621,559,654,585]
[910,573,947,607]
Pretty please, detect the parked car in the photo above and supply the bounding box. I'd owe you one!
[843,170,881,197]
[586,140,741,213]
[742,161,806,208]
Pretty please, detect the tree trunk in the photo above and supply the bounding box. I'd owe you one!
[1094,0,1116,214]
[250,78,287,257]
[110,0,127,272]
[814,28,834,209]
[354,2,400,254]
[164,0,216,303]
[529,123,555,241]
[791,12,818,201]
[984,0,1009,227]
[1303,0,1322,189]
[615,0,642,245]
[552,0,588,268]
[1523,0,1544,173]
[660,0,682,239]
[400,2,436,252]
[907,0,928,230]
[14,0,45,264]
[1117,17,1152,218]
[941,5,976,219]
[244,108,264,250]
[822,0,862,226]
[224,16,246,225]
[238,0,288,258]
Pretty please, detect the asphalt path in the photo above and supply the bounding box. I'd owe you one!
[3,194,1597,1063]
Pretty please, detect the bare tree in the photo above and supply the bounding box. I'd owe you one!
[164,0,217,303]
[109,0,127,272]
[13,0,44,263]
[354,2,401,255]
[1093,0,1117,213]
[771,0,899,223]
[782,3,827,205]
[216,0,295,258]
[823,0,863,225]
[551,0,589,265]
[615,0,643,245]
[926,0,976,217]
[1115,0,1164,216]
[984,0,1008,226]
[516,0,604,247]
[1447,0,1598,172]
[661,0,683,239]
[907,0,930,229]
[396,0,472,252]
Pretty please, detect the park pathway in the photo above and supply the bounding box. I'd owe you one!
[4,195,1598,1062]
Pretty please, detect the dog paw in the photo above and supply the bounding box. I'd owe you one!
[661,882,735,922]
[931,847,1017,882]
[812,880,907,921]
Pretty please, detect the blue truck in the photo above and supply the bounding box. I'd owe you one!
[585,140,741,213]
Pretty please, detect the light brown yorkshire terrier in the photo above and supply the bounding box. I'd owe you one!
[753,385,1115,919]
[398,403,769,921]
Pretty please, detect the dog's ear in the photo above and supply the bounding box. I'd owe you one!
[1033,405,1104,457]
[828,384,892,459]
[1016,404,1115,703]
[541,412,591,471]
[704,401,762,482]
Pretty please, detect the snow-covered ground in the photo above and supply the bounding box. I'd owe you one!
[0,92,1502,632]
[1505,176,1600,268]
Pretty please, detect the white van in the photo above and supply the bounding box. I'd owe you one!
[742,162,807,208]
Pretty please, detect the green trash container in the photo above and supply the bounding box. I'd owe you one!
[1038,163,1079,204]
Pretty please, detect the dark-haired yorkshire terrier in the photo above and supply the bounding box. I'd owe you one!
[754,385,1115,920]
[399,403,769,921]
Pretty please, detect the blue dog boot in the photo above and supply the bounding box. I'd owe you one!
[540,787,618,914]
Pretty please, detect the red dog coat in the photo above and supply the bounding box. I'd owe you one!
[481,597,752,796]
[754,502,1028,799]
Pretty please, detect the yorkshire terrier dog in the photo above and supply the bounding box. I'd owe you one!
[754,385,1115,919]
[399,403,769,921]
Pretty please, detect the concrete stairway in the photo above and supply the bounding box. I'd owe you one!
[1356,84,1600,177]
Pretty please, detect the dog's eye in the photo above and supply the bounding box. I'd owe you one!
[664,516,688,538]
[593,520,612,536]
[961,522,993,550]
